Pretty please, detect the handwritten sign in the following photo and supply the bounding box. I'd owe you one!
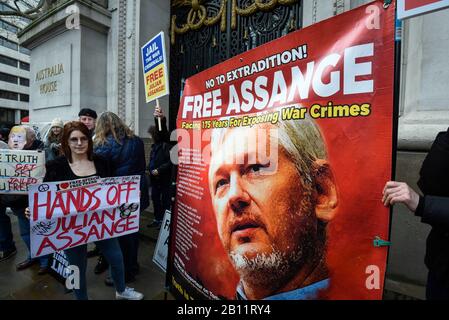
[0,149,45,194]
[30,175,141,258]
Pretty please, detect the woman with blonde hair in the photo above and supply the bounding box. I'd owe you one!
[94,112,149,284]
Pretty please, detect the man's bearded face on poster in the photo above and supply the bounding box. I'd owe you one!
[208,121,336,294]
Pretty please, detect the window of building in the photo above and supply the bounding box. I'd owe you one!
[19,46,30,55]
[0,54,18,67]
[0,107,15,124]
[0,71,18,84]
[19,77,29,87]
[19,61,30,71]
[0,19,19,34]
[19,94,29,102]
[0,35,18,51]
[0,89,18,101]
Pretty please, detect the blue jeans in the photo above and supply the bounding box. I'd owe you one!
[0,205,15,252]
[12,207,49,268]
[118,232,139,278]
[64,238,126,300]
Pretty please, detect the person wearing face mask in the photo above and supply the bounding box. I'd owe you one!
[0,126,48,273]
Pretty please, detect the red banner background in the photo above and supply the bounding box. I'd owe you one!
[170,0,395,300]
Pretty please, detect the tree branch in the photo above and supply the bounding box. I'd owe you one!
[0,0,49,20]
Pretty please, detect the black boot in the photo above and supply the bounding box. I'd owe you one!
[94,254,109,274]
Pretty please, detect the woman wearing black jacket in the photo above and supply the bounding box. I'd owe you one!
[41,121,143,300]
[147,123,172,228]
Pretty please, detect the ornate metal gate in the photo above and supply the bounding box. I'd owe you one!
[168,0,303,130]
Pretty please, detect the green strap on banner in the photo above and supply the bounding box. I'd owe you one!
[383,0,392,9]
[373,236,391,247]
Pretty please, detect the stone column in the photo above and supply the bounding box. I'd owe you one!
[18,0,111,122]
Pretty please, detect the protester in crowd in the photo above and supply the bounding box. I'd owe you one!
[78,108,97,137]
[77,108,106,267]
[0,127,10,143]
[153,105,170,143]
[94,112,149,284]
[0,135,15,263]
[0,126,49,273]
[44,118,64,162]
[0,139,8,150]
[383,127,449,300]
[147,112,172,228]
[0,205,16,263]
[34,121,143,300]
[152,105,177,206]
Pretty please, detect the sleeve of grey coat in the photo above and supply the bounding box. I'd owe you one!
[420,196,449,229]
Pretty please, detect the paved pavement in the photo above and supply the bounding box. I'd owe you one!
[0,210,170,300]
[0,209,422,300]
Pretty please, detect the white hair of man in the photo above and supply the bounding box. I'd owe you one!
[209,106,327,189]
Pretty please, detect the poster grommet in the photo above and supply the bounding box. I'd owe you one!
[373,236,392,247]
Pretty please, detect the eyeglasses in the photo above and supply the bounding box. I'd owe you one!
[68,136,88,144]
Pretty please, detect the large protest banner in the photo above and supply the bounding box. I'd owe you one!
[0,149,45,194]
[169,1,395,300]
[29,175,141,258]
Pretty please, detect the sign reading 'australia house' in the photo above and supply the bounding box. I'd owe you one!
[35,63,65,94]
[30,45,72,109]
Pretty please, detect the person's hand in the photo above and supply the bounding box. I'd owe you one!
[382,181,420,212]
[152,169,159,176]
[25,207,31,220]
[154,106,164,118]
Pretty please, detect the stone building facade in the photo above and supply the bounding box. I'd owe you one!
[17,0,449,299]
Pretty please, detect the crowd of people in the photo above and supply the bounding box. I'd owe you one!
[0,107,173,300]
[1,104,449,300]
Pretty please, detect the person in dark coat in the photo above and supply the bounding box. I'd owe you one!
[44,118,64,162]
[78,108,97,138]
[40,121,143,300]
[0,127,10,143]
[94,111,149,283]
[383,127,449,300]
[147,123,172,228]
